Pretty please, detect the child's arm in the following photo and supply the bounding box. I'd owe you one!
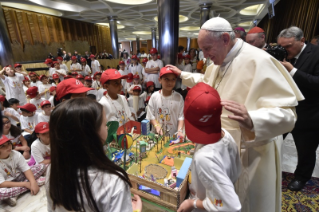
[0,181,30,189]
[15,70,28,76]
[145,67,160,74]
[176,120,184,138]
[14,136,30,152]
[0,68,6,80]
[24,169,39,195]
[40,159,51,165]
[3,111,20,122]
[24,129,33,134]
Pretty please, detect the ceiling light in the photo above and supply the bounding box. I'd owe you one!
[97,23,125,29]
[180,26,200,31]
[1,2,62,16]
[132,31,151,35]
[125,38,136,41]
[194,33,199,35]
[154,15,188,23]
[28,0,86,12]
[104,0,152,5]
[238,21,252,27]
[240,4,264,16]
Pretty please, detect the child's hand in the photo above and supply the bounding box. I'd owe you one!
[131,194,142,212]
[24,181,31,190]
[23,151,30,159]
[177,132,184,139]
[0,68,5,75]
[177,199,194,212]
[155,125,163,135]
[30,181,39,195]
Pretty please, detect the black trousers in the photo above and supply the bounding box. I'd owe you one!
[291,129,319,182]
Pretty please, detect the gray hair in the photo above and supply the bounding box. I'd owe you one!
[277,26,304,41]
[205,30,236,41]
[312,35,319,45]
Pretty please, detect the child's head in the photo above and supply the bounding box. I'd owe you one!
[0,95,9,109]
[71,56,77,63]
[80,58,87,65]
[184,54,191,65]
[133,74,140,85]
[131,55,138,65]
[26,86,39,99]
[8,98,20,110]
[119,61,125,70]
[100,69,127,95]
[150,48,158,61]
[53,61,60,69]
[93,72,102,81]
[29,72,37,82]
[177,53,184,64]
[76,74,84,84]
[142,58,148,66]
[64,75,72,80]
[39,75,49,84]
[132,86,141,96]
[184,82,222,144]
[84,76,93,87]
[89,54,95,60]
[40,100,52,114]
[159,67,177,91]
[44,58,53,68]
[23,76,30,87]
[35,122,50,144]
[18,103,37,117]
[127,73,133,83]
[14,63,22,72]
[52,73,60,82]
[2,116,11,132]
[71,72,78,78]
[4,66,15,77]
[50,86,56,96]
[0,135,13,159]
[57,56,63,63]
[146,81,155,93]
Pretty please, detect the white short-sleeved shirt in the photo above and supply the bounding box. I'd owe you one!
[50,68,67,82]
[181,64,193,90]
[139,91,152,104]
[30,98,46,113]
[146,91,184,136]
[129,64,144,80]
[38,112,50,123]
[4,107,20,126]
[99,94,133,126]
[48,68,55,78]
[70,63,81,72]
[4,131,21,146]
[96,88,107,101]
[1,73,27,105]
[145,59,163,88]
[119,69,130,92]
[38,83,52,100]
[45,166,133,212]
[30,81,42,88]
[189,129,241,212]
[92,80,102,90]
[48,96,54,107]
[31,138,50,164]
[0,150,30,184]
[20,113,39,136]
[91,60,100,76]
[79,64,91,76]
[142,67,148,83]
[60,64,68,73]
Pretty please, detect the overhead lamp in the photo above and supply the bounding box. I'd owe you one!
[1,2,62,16]
[132,31,151,35]
[180,26,200,31]
[238,21,252,27]
[96,23,125,29]
[193,33,199,35]
[240,4,264,16]
[28,0,86,12]
[125,38,136,41]
[104,0,152,5]
[154,15,188,23]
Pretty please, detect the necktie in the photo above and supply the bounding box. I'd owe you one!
[290,58,297,65]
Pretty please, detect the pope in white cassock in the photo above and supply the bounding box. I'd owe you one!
[167,17,304,212]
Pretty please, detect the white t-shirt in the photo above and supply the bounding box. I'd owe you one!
[129,64,144,80]
[3,107,20,126]
[119,69,129,92]
[124,82,132,93]
[139,91,152,104]
[38,112,50,123]
[145,59,163,88]
[20,113,39,136]
[87,89,98,97]
[50,68,67,82]
[99,94,133,126]
[127,96,145,110]
[92,80,102,90]
[91,60,100,76]
[181,64,192,90]
[96,88,107,101]
[142,67,148,83]
[70,63,81,72]
[189,129,241,212]
[79,64,91,76]
[1,73,27,105]
[31,138,50,164]
[4,131,21,146]
[48,96,54,107]
[0,150,30,184]
[38,83,52,100]
[30,98,46,113]
[146,91,184,136]
[60,64,68,73]
[30,81,42,88]
[48,68,55,79]
[23,85,28,93]
[45,166,133,212]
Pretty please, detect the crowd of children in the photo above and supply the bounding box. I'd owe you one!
[0,48,242,212]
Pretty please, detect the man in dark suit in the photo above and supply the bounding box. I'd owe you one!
[278,26,319,191]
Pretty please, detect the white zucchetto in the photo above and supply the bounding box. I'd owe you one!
[201,17,233,31]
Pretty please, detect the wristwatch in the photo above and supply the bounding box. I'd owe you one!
[193,199,198,209]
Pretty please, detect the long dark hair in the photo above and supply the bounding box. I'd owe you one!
[2,116,22,137]
[49,98,131,211]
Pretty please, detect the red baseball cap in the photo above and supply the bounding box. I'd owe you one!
[39,75,47,81]
[23,76,30,82]
[80,58,86,63]
[44,59,53,64]
[49,86,56,92]
[64,75,72,79]
[76,74,84,79]
[93,72,102,79]
[52,74,59,79]
[14,63,22,68]
[71,72,78,75]
[119,61,125,65]
[0,95,5,102]
[53,61,59,65]
[29,72,36,76]
[184,82,222,144]
[150,48,158,54]
[142,58,148,63]
[127,73,133,83]
[177,53,184,59]
[89,54,95,58]
[146,81,155,88]
[57,56,63,61]
[18,103,37,112]
[133,85,141,92]
[133,74,140,79]
[0,135,12,146]
[56,78,94,100]
[34,122,49,134]
[160,67,178,78]
[131,55,138,60]
[84,76,92,81]
[100,69,128,85]
[71,56,77,60]
[40,100,51,107]
[184,55,191,59]
[26,86,38,98]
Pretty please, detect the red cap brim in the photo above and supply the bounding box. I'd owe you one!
[36,128,49,134]
[185,118,221,144]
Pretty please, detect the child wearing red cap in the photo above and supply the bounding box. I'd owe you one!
[124,73,134,95]
[2,115,30,159]
[140,81,154,104]
[23,76,30,93]
[18,103,39,140]
[37,101,52,123]
[180,55,193,98]
[0,135,46,206]
[90,54,101,76]
[146,67,184,137]
[70,56,82,73]
[0,66,27,105]
[51,61,66,81]
[127,74,142,96]
[48,86,56,106]
[29,72,41,87]
[145,48,163,91]
[99,69,134,126]
[129,55,144,82]
[28,87,46,113]
[5,98,21,126]
[127,86,145,122]
[31,122,51,165]
[80,58,91,76]
[177,82,241,212]
[92,72,102,90]
[52,73,60,86]
[118,60,129,92]
[57,56,68,73]
[38,75,52,100]
[76,74,85,84]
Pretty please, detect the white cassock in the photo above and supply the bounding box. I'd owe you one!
[181,39,304,212]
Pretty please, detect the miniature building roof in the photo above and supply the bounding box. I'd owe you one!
[139,141,148,146]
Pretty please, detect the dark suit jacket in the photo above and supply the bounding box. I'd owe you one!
[292,43,319,129]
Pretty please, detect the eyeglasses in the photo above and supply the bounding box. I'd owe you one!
[3,120,10,125]
[0,142,11,149]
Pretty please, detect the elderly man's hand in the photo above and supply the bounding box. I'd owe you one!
[221,100,254,130]
[165,65,182,76]
[280,59,294,72]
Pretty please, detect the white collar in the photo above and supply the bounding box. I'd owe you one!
[295,43,307,59]
[221,38,243,66]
